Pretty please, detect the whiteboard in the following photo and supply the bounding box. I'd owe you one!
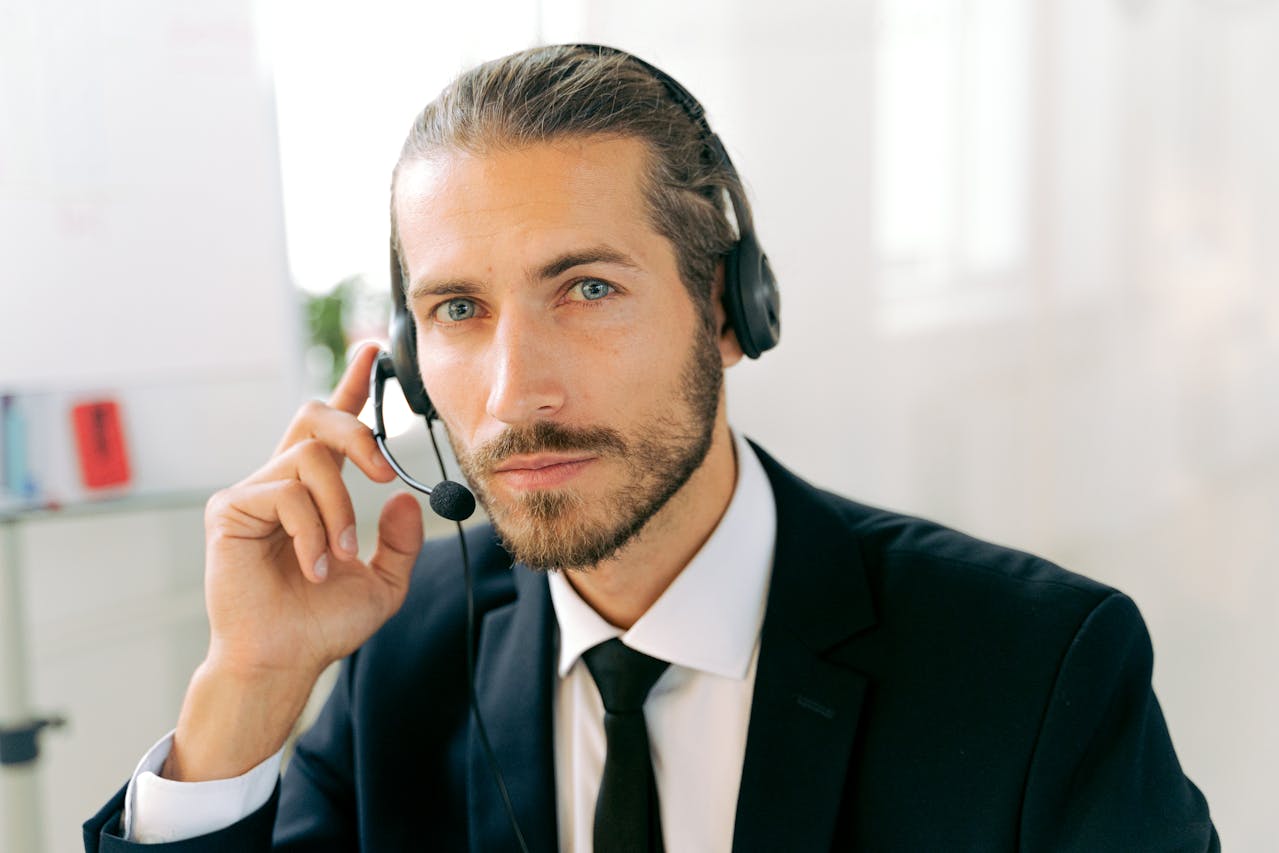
[0,0,297,392]
[0,0,299,494]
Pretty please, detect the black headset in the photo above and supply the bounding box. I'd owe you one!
[385,43,781,422]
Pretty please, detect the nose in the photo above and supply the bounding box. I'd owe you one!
[483,308,566,425]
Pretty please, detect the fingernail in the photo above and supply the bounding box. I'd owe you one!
[314,553,329,581]
[339,526,358,556]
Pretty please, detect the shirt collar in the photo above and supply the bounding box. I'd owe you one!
[547,431,777,681]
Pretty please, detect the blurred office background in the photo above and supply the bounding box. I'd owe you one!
[1,0,1275,849]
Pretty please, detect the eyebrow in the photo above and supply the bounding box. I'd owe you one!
[407,245,642,303]
[537,246,640,280]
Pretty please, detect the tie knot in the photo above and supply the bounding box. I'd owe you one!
[582,638,670,714]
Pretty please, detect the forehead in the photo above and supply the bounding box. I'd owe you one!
[393,135,659,279]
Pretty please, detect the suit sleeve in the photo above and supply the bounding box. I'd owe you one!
[81,782,280,852]
[1018,592,1219,852]
[82,658,361,852]
[272,656,361,848]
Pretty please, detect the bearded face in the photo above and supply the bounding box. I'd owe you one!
[396,137,732,573]
[450,320,722,571]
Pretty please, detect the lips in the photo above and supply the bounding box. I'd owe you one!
[491,454,597,489]
[494,453,594,472]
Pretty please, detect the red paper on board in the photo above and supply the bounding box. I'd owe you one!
[71,400,131,489]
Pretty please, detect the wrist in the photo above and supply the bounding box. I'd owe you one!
[163,658,318,782]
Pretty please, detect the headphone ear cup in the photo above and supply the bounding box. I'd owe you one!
[390,307,436,417]
[723,232,780,359]
[723,242,751,356]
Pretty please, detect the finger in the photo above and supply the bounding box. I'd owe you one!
[367,492,423,602]
[214,480,330,583]
[256,439,360,559]
[274,481,334,583]
[273,401,395,483]
[328,341,382,415]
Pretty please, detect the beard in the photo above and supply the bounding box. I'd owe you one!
[450,321,723,571]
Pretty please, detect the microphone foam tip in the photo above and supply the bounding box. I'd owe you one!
[429,480,476,522]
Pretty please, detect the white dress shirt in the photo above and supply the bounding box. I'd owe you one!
[126,430,777,850]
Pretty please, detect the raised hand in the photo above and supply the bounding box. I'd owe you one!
[164,343,424,782]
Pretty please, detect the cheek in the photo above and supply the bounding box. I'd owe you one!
[581,309,694,415]
[417,340,485,437]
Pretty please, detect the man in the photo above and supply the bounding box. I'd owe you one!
[84,45,1217,851]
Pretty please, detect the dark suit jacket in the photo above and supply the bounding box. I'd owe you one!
[85,443,1217,851]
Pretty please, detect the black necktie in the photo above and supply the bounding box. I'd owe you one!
[581,638,670,853]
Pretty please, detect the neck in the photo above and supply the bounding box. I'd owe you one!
[563,410,739,629]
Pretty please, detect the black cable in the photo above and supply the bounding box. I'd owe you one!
[426,418,530,853]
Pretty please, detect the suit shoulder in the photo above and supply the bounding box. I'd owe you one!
[842,496,1113,615]
[752,440,1117,627]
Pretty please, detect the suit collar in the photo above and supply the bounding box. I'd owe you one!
[748,440,875,649]
[732,441,876,852]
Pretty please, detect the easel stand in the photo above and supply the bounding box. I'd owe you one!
[0,515,58,853]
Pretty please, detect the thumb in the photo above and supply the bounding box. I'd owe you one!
[368,491,423,599]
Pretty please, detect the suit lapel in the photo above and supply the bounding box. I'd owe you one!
[468,564,559,853]
[732,444,877,853]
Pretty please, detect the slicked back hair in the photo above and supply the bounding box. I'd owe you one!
[391,44,746,331]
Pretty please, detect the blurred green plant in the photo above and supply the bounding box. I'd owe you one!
[303,275,359,390]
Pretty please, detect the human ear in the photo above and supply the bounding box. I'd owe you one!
[711,259,745,367]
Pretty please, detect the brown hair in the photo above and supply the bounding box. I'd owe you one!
[391,44,745,328]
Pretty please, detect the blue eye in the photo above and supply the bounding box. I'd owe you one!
[571,279,614,302]
[433,298,478,323]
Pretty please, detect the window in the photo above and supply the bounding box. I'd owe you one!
[873,0,1031,331]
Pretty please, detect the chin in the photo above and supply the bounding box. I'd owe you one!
[484,487,648,572]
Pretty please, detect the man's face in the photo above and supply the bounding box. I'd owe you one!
[394,136,733,571]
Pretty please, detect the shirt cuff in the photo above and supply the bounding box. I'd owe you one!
[124,730,283,843]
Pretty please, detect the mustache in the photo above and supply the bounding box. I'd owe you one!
[463,421,627,473]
